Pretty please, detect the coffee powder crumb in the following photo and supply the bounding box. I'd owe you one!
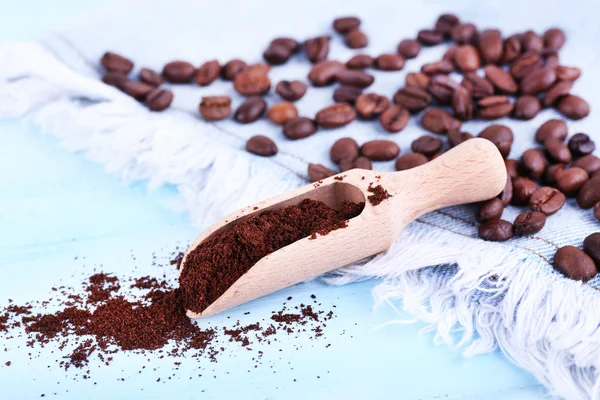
[367,183,392,206]
[5,361,10,366]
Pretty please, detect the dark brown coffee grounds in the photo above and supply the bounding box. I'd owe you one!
[179,198,364,314]
[367,183,392,205]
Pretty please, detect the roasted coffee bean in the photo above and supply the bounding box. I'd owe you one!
[556,95,590,120]
[397,39,421,59]
[330,138,359,164]
[554,246,597,281]
[520,67,556,95]
[442,46,458,64]
[336,69,375,88]
[544,137,572,164]
[499,175,513,205]
[102,72,128,88]
[139,68,164,87]
[512,177,538,205]
[263,43,292,63]
[375,54,405,71]
[406,72,431,90]
[340,156,372,171]
[514,211,546,235]
[452,86,473,121]
[355,93,390,119]
[484,65,517,94]
[555,65,581,82]
[304,36,330,63]
[573,155,600,176]
[544,163,565,185]
[194,60,221,86]
[576,176,600,208]
[417,29,444,46]
[283,117,317,140]
[145,88,173,111]
[477,96,514,120]
[315,103,356,128]
[502,35,522,64]
[521,149,548,181]
[461,73,494,99]
[163,61,195,83]
[522,30,544,52]
[513,95,541,120]
[421,108,461,134]
[435,13,460,36]
[478,29,503,65]
[234,64,271,96]
[428,74,460,104]
[234,96,267,124]
[395,153,428,171]
[246,135,278,157]
[333,86,362,104]
[101,51,133,73]
[583,233,600,268]
[275,80,307,101]
[380,105,409,133]
[308,163,336,182]
[421,60,454,75]
[452,23,477,44]
[530,186,566,215]
[199,96,232,120]
[271,37,300,53]
[505,159,520,180]
[346,54,374,69]
[510,51,543,80]
[393,86,431,113]
[543,51,560,69]
[454,45,480,73]
[222,59,247,80]
[333,16,361,33]
[544,28,566,51]
[345,29,368,49]
[478,219,513,242]
[568,133,595,157]
[121,80,153,100]
[535,119,568,143]
[448,130,473,148]
[411,135,443,156]
[556,167,589,196]
[479,124,513,158]
[542,81,572,108]
[308,60,345,86]
[476,198,504,222]
[268,101,298,125]
[360,140,400,161]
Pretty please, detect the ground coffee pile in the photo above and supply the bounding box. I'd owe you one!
[179,198,364,314]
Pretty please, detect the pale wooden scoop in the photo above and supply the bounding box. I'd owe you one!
[180,138,506,318]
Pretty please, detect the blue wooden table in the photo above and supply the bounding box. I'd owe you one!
[0,2,544,399]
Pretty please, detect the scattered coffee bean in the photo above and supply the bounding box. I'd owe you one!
[544,28,566,51]
[246,135,278,157]
[451,23,477,44]
[484,65,518,94]
[199,96,232,121]
[583,233,600,269]
[544,163,566,185]
[522,30,544,52]
[234,96,267,123]
[333,16,361,33]
[461,73,494,99]
[340,156,372,172]
[308,163,336,182]
[520,67,556,95]
[304,36,330,63]
[121,80,153,100]
[573,155,600,176]
[576,175,600,209]
[479,124,513,158]
[568,133,595,157]
[530,186,566,215]
[499,174,514,205]
[448,130,473,148]
[101,51,134,73]
[556,95,590,120]
[268,101,299,125]
[476,198,505,222]
[139,68,164,87]
[442,46,458,64]
[380,105,409,133]
[435,13,460,37]
[375,54,405,71]
[505,159,520,180]
[542,80,572,107]
[454,45,480,73]
[553,246,597,281]
[263,44,292,65]
[502,34,522,64]
[346,54,374,69]
[336,69,375,88]
[544,137,572,164]
[221,59,247,80]
[478,219,513,242]
[234,64,271,96]
[406,72,431,90]
[421,108,461,134]
[333,86,362,104]
[514,211,546,235]
[315,103,356,128]
[556,167,589,196]
[511,51,543,80]
[395,153,428,171]
[270,37,300,53]
[355,93,390,119]
[393,86,432,113]
[275,80,307,101]
[421,60,454,75]
[102,72,128,88]
[417,29,444,46]
[555,65,581,82]
[512,177,538,205]
[521,148,548,180]
[330,138,359,164]
[513,95,541,120]
[411,135,443,156]
[478,29,503,65]
[360,140,400,161]
[194,60,221,86]
[163,61,195,83]
[345,29,368,49]
[544,51,560,69]
[478,96,514,120]
[452,86,473,121]
[535,119,568,143]
[397,39,421,59]
[428,74,460,104]
[283,117,317,140]
[308,60,345,87]
[145,88,174,111]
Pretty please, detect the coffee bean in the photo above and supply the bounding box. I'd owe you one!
[478,219,513,242]
[573,155,600,176]
[102,72,128,88]
[380,105,409,133]
[544,28,566,51]
[428,74,460,104]
[542,80,572,108]
[234,96,267,123]
[393,86,431,113]
[336,69,375,88]
[514,211,546,235]
[442,46,458,64]
[275,80,307,101]
[221,59,247,80]
[360,140,400,161]
[435,13,460,36]
[355,93,390,119]
[521,148,548,180]
[476,198,504,222]
[340,156,372,172]
[330,138,359,164]
[139,68,164,87]
[397,39,421,59]
[554,246,597,281]
[304,36,330,63]
[194,60,221,86]
[499,174,513,205]
[530,186,566,215]
[101,52,134,73]
[583,233,600,269]
[375,54,405,71]
[477,96,514,120]
[145,88,173,111]
[315,103,356,128]
[406,72,431,90]
[163,61,195,83]
[268,101,299,125]
[576,176,600,208]
[421,108,461,134]
[283,117,317,140]
[544,137,572,164]
[452,86,473,121]
[263,45,292,64]
[505,159,520,180]
[412,135,443,156]
[510,51,543,80]
[522,30,544,52]
[452,23,477,44]
[417,29,444,46]
[234,64,271,96]
[484,65,518,94]
[121,80,153,100]
[479,124,513,158]
[556,167,589,196]
[555,65,581,82]
[478,29,503,65]
[271,37,300,53]
[513,95,541,120]
[512,177,538,205]
[535,119,568,143]
[333,86,362,104]
[308,163,336,182]
[454,45,480,73]
[543,51,560,69]
[346,54,374,69]
[345,29,368,49]
[556,95,590,120]
[544,164,565,185]
[395,153,428,171]
[568,133,595,157]
[502,35,522,64]
[199,96,232,121]
[461,73,494,99]
[421,60,454,75]
[308,60,345,86]
[520,67,557,95]
[333,16,361,33]
[448,130,473,148]
[246,135,278,157]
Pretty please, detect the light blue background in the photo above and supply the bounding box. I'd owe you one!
[0,1,544,399]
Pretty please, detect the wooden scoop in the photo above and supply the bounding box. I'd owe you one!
[180,138,506,318]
